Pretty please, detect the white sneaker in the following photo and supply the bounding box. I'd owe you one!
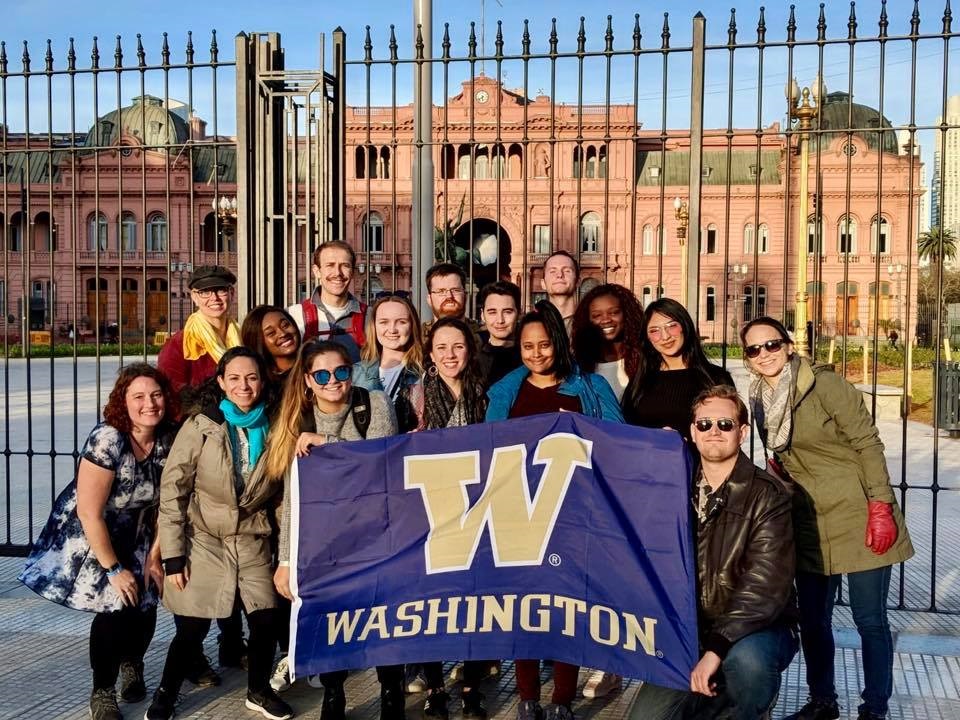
[582,670,622,698]
[405,664,427,693]
[269,655,292,693]
[307,673,325,689]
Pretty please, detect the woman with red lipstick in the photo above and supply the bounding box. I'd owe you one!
[621,298,732,441]
[571,283,645,404]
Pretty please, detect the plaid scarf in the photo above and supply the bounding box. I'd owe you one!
[750,353,799,454]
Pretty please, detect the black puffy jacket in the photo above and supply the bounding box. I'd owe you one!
[697,451,798,659]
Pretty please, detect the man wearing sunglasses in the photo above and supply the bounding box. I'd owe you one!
[629,385,798,720]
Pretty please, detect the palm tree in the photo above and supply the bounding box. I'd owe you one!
[918,226,957,265]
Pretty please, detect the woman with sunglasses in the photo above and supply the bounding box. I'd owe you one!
[621,298,732,441]
[267,340,405,720]
[147,347,292,720]
[571,283,645,404]
[404,317,493,720]
[486,301,622,720]
[741,317,913,720]
[20,364,176,720]
[353,294,425,432]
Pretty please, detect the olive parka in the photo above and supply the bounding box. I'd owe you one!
[772,358,914,575]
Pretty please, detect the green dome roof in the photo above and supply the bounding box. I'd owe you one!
[811,91,898,155]
[84,95,189,148]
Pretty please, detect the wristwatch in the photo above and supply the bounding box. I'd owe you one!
[104,562,123,577]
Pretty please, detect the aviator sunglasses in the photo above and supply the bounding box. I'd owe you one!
[311,365,351,385]
[744,339,785,359]
[694,417,738,433]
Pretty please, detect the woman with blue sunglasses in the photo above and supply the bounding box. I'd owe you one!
[264,340,405,720]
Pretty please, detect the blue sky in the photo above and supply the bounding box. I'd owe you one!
[2,0,958,182]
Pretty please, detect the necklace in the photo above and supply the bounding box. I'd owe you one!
[130,433,155,459]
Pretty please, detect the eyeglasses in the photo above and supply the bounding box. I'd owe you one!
[647,321,682,340]
[194,287,232,299]
[429,287,465,297]
[744,339,785,359]
[694,417,738,433]
[310,365,351,385]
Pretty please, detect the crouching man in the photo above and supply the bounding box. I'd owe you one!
[629,385,798,720]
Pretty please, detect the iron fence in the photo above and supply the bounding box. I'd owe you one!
[1,2,959,615]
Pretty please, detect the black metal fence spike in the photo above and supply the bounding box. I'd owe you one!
[209,29,218,63]
[945,0,954,33]
[662,12,671,49]
[45,39,54,73]
[911,0,921,34]
[161,33,170,67]
[364,26,372,63]
[389,25,399,62]
[757,6,767,44]
[848,1,858,39]
[549,18,559,55]
[66,38,75,72]
[605,15,614,54]
[0,42,7,76]
[114,35,123,69]
[136,34,146,67]
[186,30,194,65]
[91,36,99,70]
[727,8,737,46]
[879,0,889,37]
[495,21,504,58]
[468,21,477,60]
[414,24,424,60]
[522,19,531,57]
[818,3,828,41]
[577,16,586,55]
[22,40,30,73]
[634,14,642,51]
[787,5,796,43]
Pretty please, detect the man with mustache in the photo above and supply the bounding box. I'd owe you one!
[287,240,367,363]
[477,280,522,388]
[540,251,579,335]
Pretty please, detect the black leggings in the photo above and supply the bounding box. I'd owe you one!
[90,605,158,690]
[314,665,404,690]
[160,608,277,693]
[423,660,488,691]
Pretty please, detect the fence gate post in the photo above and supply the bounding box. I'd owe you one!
[686,12,706,319]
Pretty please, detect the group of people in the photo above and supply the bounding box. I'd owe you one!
[19,240,912,720]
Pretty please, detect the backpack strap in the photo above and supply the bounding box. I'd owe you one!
[350,386,371,439]
[350,302,367,348]
[301,299,320,342]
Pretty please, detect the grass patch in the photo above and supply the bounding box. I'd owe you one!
[2,343,163,358]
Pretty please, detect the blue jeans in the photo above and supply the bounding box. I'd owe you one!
[796,566,894,716]
[627,624,798,720]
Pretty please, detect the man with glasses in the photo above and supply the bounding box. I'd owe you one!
[628,384,798,720]
[423,262,482,340]
[540,251,579,334]
[288,240,367,362]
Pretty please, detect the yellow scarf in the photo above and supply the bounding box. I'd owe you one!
[182,312,241,362]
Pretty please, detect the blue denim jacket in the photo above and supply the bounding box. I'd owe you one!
[352,359,420,399]
[485,364,625,423]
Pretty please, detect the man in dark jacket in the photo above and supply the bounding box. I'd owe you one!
[628,384,798,720]
[477,280,522,389]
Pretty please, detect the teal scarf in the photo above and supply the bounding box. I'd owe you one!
[219,399,269,468]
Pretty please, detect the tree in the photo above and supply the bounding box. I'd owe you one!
[918,226,957,265]
[434,196,476,269]
[917,227,959,346]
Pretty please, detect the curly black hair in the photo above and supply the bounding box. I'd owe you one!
[571,283,645,377]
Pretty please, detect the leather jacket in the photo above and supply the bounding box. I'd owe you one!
[697,451,798,658]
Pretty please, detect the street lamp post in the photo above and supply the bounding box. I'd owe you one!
[673,197,689,306]
[171,261,193,330]
[888,261,905,332]
[730,262,749,330]
[212,195,238,252]
[786,78,820,357]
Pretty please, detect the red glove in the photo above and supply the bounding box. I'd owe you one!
[865,501,897,555]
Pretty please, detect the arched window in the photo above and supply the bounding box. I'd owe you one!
[121,212,137,252]
[458,147,472,180]
[88,212,108,251]
[704,223,718,254]
[642,224,654,255]
[757,285,767,315]
[642,286,652,308]
[870,216,890,255]
[598,145,607,179]
[573,146,582,178]
[378,147,391,180]
[585,146,597,179]
[363,212,384,253]
[7,212,24,252]
[743,223,755,254]
[355,146,366,179]
[474,151,490,180]
[758,223,769,254]
[579,211,602,253]
[147,213,167,252]
[743,285,754,322]
[706,286,716,321]
[838,216,858,254]
[807,215,824,254]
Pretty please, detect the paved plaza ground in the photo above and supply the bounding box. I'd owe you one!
[0,357,958,718]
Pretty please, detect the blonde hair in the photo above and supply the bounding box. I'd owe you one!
[263,340,351,480]
[359,295,425,376]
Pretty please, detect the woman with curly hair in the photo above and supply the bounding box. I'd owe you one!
[571,283,645,403]
[20,363,178,720]
[241,305,302,387]
[621,297,733,441]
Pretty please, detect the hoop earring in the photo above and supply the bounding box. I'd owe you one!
[304,385,314,399]
[428,365,439,377]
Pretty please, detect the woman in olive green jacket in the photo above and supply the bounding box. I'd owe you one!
[149,347,293,720]
[741,317,912,720]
